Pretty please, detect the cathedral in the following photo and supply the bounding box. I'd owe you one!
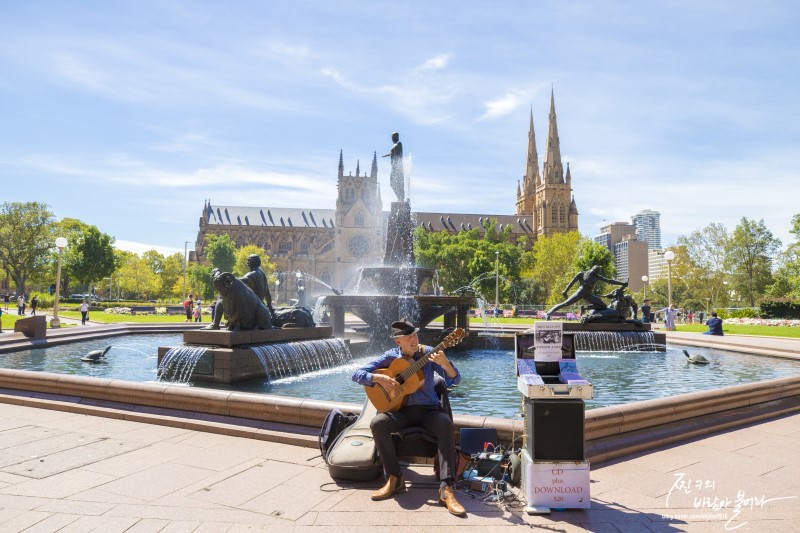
[193,90,578,303]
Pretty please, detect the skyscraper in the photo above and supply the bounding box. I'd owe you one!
[632,210,661,250]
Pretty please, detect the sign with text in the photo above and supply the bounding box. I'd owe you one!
[533,321,563,362]
[523,456,591,509]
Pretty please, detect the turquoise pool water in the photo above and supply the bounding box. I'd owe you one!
[2,333,799,418]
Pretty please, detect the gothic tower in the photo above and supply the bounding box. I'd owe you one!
[334,151,383,287]
[516,109,539,229]
[533,89,578,238]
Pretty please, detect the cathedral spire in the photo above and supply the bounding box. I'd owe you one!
[542,88,564,184]
[524,108,540,191]
[356,159,360,177]
[338,150,344,179]
[566,161,571,185]
[371,151,378,179]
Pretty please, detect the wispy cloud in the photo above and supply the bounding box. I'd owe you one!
[479,88,540,121]
[48,38,298,110]
[419,53,452,71]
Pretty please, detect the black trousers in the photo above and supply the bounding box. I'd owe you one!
[370,404,455,481]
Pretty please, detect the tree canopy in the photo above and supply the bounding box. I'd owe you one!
[204,234,236,273]
[0,202,55,296]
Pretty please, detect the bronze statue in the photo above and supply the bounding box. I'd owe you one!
[211,271,274,331]
[546,265,627,320]
[580,286,640,324]
[383,131,404,201]
[208,254,275,330]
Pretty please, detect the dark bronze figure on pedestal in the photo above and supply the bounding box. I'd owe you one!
[546,265,627,320]
[207,254,275,330]
[383,131,404,201]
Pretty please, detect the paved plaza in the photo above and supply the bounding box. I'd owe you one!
[0,395,797,532]
[0,325,798,531]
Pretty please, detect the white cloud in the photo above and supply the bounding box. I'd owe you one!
[479,89,539,121]
[115,239,183,257]
[419,53,452,71]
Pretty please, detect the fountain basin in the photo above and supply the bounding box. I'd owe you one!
[157,326,345,384]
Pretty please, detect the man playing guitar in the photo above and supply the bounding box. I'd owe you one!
[351,319,466,516]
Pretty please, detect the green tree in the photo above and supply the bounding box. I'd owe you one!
[233,245,274,278]
[766,213,800,299]
[677,223,730,307]
[0,202,55,296]
[528,231,581,304]
[52,218,91,296]
[414,219,527,303]
[726,218,781,306]
[159,253,185,299]
[187,263,215,300]
[117,251,159,300]
[69,225,116,294]
[204,234,236,272]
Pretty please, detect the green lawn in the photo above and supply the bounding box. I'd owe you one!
[59,311,194,324]
[464,316,800,338]
[1,311,27,330]
[5,309,799,338]
[674,323,800,338]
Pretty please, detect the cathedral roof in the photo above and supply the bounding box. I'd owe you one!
[205,205,336,229]
[414,212,536,235]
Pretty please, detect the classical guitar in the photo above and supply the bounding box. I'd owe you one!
[365,327,466,413]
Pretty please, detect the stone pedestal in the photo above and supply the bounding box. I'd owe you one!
[14,315,46,339]
[158,326,335,384]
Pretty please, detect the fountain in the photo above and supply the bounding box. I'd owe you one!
[544,266,666,351]
[157,259,352,384]
[321,132,475,339]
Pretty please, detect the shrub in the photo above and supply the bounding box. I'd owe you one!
[759,298,800,319]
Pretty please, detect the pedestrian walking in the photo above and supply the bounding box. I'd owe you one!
[193,299,202,322]
[30,295,38,316]
[80,299,90,325]
[17,294,25,316]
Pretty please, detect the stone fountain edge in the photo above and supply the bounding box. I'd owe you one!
[0,368,797,466]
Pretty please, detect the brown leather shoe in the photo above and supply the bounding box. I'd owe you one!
[439,484,466,516]
[371,474,406,501]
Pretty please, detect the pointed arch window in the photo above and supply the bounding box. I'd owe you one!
[278,240,292,253]
[354,211,364,227]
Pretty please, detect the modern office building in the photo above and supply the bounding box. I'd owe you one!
[632,209,661,250]
[613,237,649,292]
[593,222,648,291]
[648,249,670,281]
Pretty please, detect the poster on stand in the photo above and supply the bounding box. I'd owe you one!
[533,321,563,361]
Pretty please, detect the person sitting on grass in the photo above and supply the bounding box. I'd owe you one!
[704,312,724,336]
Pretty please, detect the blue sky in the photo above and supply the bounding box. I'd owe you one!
[1,1,798,256]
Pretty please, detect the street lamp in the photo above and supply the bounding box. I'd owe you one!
[664,250,675,330]
[50,237,68,328]
[641,275,649,300]
[183,240,192,298]
[494,251,500,314]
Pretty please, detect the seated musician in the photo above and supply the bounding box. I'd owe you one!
[351,319,466,516]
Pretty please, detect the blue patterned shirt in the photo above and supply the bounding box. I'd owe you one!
[352,345,461,406]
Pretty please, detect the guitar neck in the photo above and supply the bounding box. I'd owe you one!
[398,339,450,382]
